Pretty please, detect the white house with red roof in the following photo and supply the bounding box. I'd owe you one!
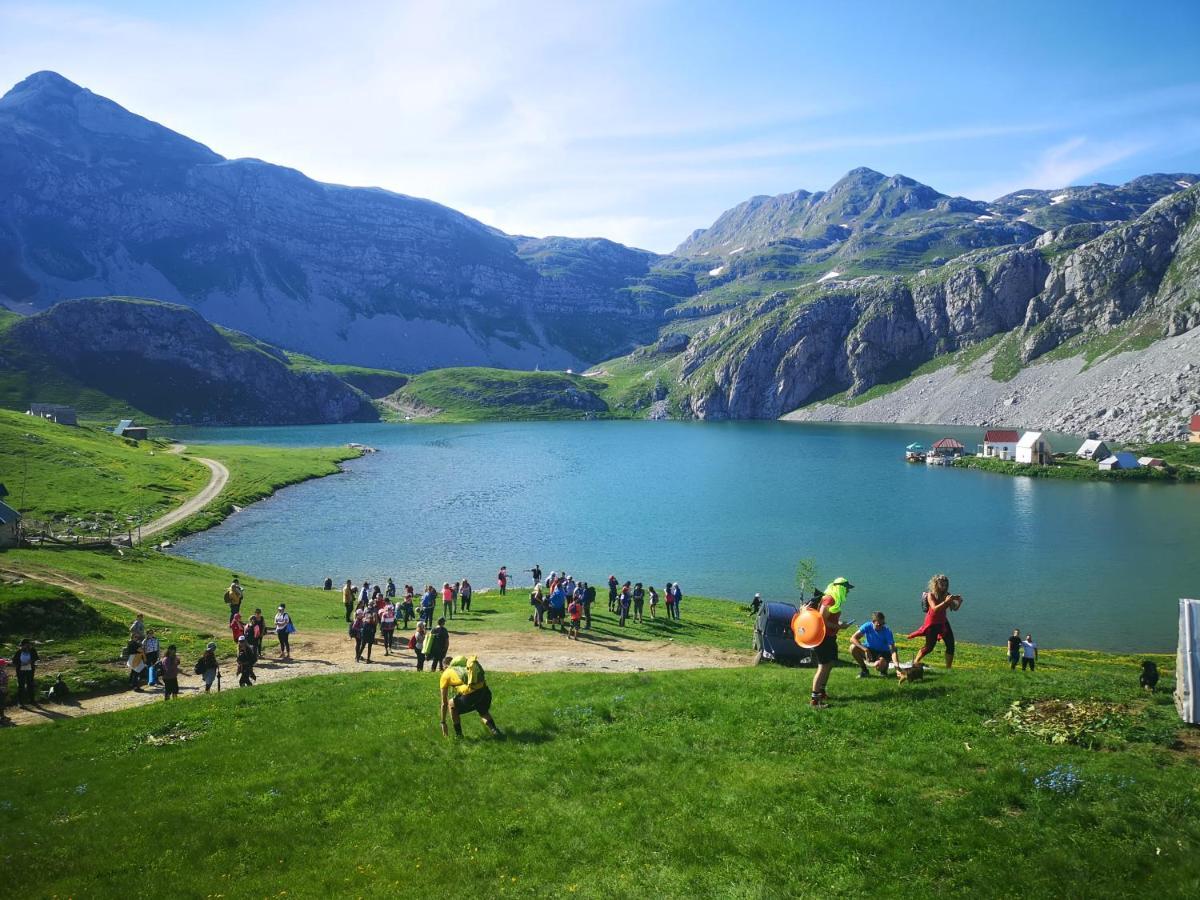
[980,429,1019,460]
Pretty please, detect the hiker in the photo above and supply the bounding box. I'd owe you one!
[129,613,146,642]
[360,581,372,606]
[420,585,436,627]
[618,582,632,627]
[645,585,658,619]
[1007,629,1022,670]
[749,593,763,616]
[236,636,257,687]
[386,577,396,599]
[229,611,245,643]
[247,608,267,657]
[632,583,645,623]
[663,582,675,620]
[1022,634,1038,671]
[428,618,450,672]
[125,638,147,691]
[225,577,244,622]
[14,639,38,706]
[160,645,182,700]
[910,574,961,669]
[380,599,397,654]
[401,587,415,628]
[323,577,333,591]
[567,595,582,639]
[811,578,854,708]
[142,629,160,668]
[342,579,355,622]
[275,604,293,660]
[671,583,683,620]
[439,655,502,738]
[460,578,473,612]
[442,582,455,620]
[497,566,508,596]
[583,581,595,629]
[195,642,220,692]
[608,575,619,612]
[548,582,567,631]
[530,564,542,586]
[530,585,545,628]
[357,606,377,663]
[411,621,428,671]
[849,611,899,677]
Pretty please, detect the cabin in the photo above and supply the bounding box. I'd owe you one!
[1076,438,1111,461]
[0,500,20,548]
[28,403,78,426]
[1191,415,1200,443]
[931,437,965,458]
[113,419,149,441]
[1099,451,1141,471]
[980,429,1019,460]
[1138,457,1166,468]
[1015,431,1053,465]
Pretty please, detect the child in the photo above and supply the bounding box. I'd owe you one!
[567,596,582,640]
[1021,634,1038,671]
[160,645,182,700]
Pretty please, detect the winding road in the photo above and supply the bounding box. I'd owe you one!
[136,447,228,543]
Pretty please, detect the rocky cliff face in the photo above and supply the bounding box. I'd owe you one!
[0,72,659,371]
[2,297,378,424]
[677,187,1200,430]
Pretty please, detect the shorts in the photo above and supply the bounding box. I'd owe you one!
[814,632,839,665]
[452,686,492,716]
[865,648,891,666]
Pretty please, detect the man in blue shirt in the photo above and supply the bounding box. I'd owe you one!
[849,611,899,677]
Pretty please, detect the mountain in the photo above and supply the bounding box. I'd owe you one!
[0,71,662,371]
[0,297,383,424]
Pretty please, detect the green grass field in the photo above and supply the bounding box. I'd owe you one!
[954,454,1198,483]
[0,639,1194,897]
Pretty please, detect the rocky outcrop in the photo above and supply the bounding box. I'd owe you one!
[2,297,378,424]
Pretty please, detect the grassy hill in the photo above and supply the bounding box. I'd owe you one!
[384,367,610,421]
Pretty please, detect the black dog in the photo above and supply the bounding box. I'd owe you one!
[1140,660,1160,692]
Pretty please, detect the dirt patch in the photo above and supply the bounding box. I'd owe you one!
[997,698,1132,748]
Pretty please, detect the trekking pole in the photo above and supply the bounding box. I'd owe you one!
[217,665,222,693]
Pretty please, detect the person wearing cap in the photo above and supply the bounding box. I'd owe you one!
[811,578,854,708]
[749,593,763,616]
[236,635,257,686]
[14,641,40,705]
[439,655,501,738]
[850,612,899,677]
[274,604,293,660]
[0,655,10,721]
[197,642,220,692]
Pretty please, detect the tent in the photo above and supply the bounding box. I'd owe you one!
[1178,599,1200,725]
[753,602,815,666]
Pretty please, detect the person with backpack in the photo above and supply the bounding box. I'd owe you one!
[342,579,356,623]
[420,585,436,627]
[648,585,660,619]
[530,585,545,628]
[663,582,675,620]
[909,573,961,670]
[428,618,450,672]
[274,604,293,660]
[811,577,854,708]
[246,608,267,658]
[195,642,220,692]
[14,639,38,707]
[225,577,244,622]
[439,655,502,738]
[401,587,415,629]
[632,583,645,623]
[497,566,508,596]
[548,582,567,631]
[410,621,428,671]
[125,638,147,691]
[460,578,473,613]
[160,645,182,700]
[386,577,396,599]
[236,636,257,687]
[582,582,595,630]
[608,575,619,612]
[358,606,378,663]
[380,599,397,655]
[567,595,582,640]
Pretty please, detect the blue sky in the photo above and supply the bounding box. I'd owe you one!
[2,0,1198,251]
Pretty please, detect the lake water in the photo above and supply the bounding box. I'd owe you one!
[172,421,1200,652]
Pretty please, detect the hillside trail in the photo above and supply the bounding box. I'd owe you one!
[0,566,752,728]
[136,449,228,543]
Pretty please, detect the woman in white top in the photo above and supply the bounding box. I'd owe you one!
[274,605,293,660]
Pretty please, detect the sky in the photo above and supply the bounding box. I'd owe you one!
[2,0,1199,252]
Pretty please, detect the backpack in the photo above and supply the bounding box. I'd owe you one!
[422,632,436,656]
[449,655,485,689]
[193,658,205,676]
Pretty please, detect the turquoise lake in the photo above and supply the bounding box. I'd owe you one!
[172,421,1200,652]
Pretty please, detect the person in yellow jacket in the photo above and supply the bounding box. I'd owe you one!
[439,655,502,738]
[811,577,854,709]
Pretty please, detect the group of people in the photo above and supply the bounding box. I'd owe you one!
[339,577,474,632]
[524,570,686,635]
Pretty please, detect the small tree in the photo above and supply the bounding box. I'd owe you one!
[794,558,821,599]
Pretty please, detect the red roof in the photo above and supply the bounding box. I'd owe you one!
[984,430,1020,443]
[932,437,965,450]
[1191,415,1200,432]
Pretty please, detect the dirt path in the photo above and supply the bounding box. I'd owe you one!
[137,455,228,543]
[0,567,752,728]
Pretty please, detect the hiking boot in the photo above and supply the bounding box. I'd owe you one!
[858,669,870,678]
[809,697,828,709]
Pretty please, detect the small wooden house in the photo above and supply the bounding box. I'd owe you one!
[28,403,78,425]
[1138,457,1166,468]
[1191,415,1200,444]
[0,500,20,548]
[931,437,965,457]
[1016,431,1053,465]
[1099,451,1141,471]
[981,429,1019,460]
[113,419,149,441]
[1076,438,1111,460]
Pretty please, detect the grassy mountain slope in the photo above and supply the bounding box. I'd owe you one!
[384,367,610,421]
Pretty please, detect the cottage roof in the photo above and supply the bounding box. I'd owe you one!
[1076,438,1108,455]
[0,500,20,525]
[114,418,134,435]
[1017,431,1044,448]
[1192,414,1200,432]
[932,438,964,450]
[984,430,1020,443]
[1138,457,1165,466]
[1100,451,1141,469]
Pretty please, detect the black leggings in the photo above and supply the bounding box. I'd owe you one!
[277,628,290,654]
[922,623,955,656]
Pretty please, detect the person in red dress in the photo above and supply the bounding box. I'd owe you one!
[909,573,962,669]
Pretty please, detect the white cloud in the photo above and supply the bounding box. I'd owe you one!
[968,135,1153,199]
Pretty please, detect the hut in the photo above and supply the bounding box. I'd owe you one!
[1099,451,1141,471]
[1190,415,1200,443]
[113,419,150,441]
[980,429,1019,460]
[28,403,78,425]
[0,500,20,548]
[931,437,965,458]
[1076,438,1111,461]
[1015,431,1053,465]
[1138,457,1166,468]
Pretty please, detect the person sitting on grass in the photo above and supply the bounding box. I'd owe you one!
[909,574,961,670]
[439,655,502,739]
[849,611,899,677]
[811,578,853,708]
